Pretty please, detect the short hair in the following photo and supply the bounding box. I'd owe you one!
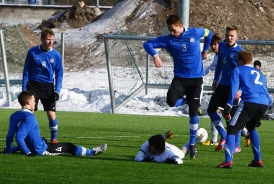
[254,60,261,67]
[166,14,182,26]
[41,28,55,40]
[210,33,222,45]
[237,50,253,65]
[18,91,35,107]
[148,134,165,154]
[226,26,238,33]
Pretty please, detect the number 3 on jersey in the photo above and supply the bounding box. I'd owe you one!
[251,70,263,85]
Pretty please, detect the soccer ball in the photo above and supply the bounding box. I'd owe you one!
[196,128,208,143]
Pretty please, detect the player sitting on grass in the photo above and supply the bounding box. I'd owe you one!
[216,51,272,168]
[134,132,188,164]
[4,90,107,156]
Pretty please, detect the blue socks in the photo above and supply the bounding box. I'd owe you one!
[49,119,58,141]
[225,134,235,163]
[189,115,199,145]
[174,98,187,107]
[209,112,227,141]
[74,146,95,156]
[249,130,261,162]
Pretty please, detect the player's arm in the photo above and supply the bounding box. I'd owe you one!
[15,116,35,155]
[224,68,240,115]
[54,53,63,93]
[22,51,32,91]
[144,36,168,68]
[4,115,17,154]
[212,52,222,90]
[199,28,212,60]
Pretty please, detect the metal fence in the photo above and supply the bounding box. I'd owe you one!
[1,27,274,113]
[104,32,274,113]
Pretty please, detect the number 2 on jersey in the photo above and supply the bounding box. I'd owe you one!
[251,70,263,85]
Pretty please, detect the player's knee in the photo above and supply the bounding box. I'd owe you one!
[227,126,239,135]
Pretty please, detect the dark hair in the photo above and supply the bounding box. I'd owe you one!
[18,91,35,107]
[211,33,222,45]
[237,50,253,65]
[166,14,182,26]
[148,134,165,153]
[254,60,261,67]
[41,28,55,40]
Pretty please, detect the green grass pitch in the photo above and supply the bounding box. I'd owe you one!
[0,108,274,183]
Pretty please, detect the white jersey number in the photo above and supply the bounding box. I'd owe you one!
[251,70,263,85]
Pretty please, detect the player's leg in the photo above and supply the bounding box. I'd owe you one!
[46,142,107,156]
[26,80,41,111]
[207,84,229,151]
[230,99,241,153]
[185,77,203,159]
[40,84,59,143]
[246,103,268,167]
[166,77,186,107]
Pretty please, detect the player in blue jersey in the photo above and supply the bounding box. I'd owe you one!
[4,91,107,156]
[143,14,212,159]
[207,26,243,151]
[217,51,272,168]
[22,28,63,143]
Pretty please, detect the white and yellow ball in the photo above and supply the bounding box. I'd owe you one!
[196,128,208,143]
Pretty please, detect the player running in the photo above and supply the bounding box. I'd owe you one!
[217,51,272,168]
[4,91,107,157]
[207,26,243,151]
[143,14,212,159]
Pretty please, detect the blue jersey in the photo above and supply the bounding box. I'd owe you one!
[144,28,212,78]
[4,110,29,154]
[228,65,272,106]
[214,42,243,86]
[22,45,63,93]
[14,109,48,155]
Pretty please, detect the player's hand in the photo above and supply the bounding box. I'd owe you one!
[235,90,242,100]
[201,50,208,60]
[26,152,36,157]
[224,103,232,116]
[142,156,154,162]
[54,91,60,101]
[212,81,218,91]
[153,55,162,68]
[165,158,178,164]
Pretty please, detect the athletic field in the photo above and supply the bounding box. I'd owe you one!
[0,109,273,183]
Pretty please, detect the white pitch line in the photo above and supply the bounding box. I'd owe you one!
[0,135,187,141]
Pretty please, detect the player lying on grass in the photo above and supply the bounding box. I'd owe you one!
[134,132,188,164]
[216,51,272,168]
[4,90,107,156]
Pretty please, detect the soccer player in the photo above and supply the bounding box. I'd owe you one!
[143,14,212,159]
[207,26,243,151]
[134,134,188,164]
[217,51,272,168]
[4,91,107,156]
[22,28,63,143]
[202,33,222,146]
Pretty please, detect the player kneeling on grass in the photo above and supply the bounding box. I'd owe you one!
[216,51,272,169]
[4,91,107,156]
[134,133,188,164]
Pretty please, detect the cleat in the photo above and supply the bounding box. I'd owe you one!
[93,143,107,155]
[189,144,197,159]
[216,161,233,169]
[233,146,241,154]
[162,130,174,140]
[51,139,58,143]
[215,140,226,151]
[248,160,264,167]
[202,140,218,146]
[245,136,250,147]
